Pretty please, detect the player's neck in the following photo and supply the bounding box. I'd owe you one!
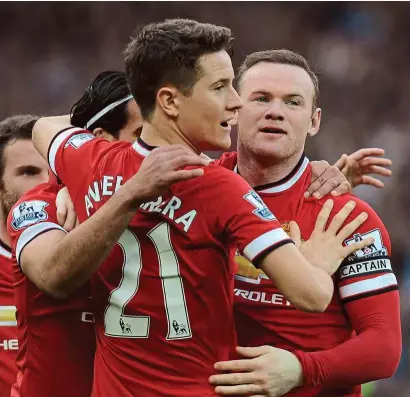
[0,210,10,246]
[236,147,304,188]
[139,118,200,154]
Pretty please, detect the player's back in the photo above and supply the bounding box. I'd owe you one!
[0,241,18,397]
[58,136,289,397]
[83,141,237,396]
[7,183,96,397]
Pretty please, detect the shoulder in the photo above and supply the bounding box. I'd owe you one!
[8,183,59,232]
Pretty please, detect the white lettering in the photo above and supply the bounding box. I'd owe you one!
[81,312,95,323]
[0,339,18,350]
[102,176,114,196]
[85,195,93,217]
[175,210,197,232]
[234,289,292,307]
[88,182,101,203]
[162,196,181,220]
[114,176,123,192]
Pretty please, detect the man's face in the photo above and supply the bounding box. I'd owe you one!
[118,100,143,143]
[237,62,321,161]
[176,50,243,151]
[0,139,49,216]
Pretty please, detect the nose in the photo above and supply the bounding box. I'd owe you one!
[227,87,243,112]
[265,99,285,121]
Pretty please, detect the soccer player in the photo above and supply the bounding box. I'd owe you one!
[209,50,401,397]
[0,115,49,397]
[31,19,373,397]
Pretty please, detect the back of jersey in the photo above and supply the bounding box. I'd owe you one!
[50,131,292,397]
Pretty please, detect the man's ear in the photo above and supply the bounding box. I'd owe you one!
[308,108,321,137]
[156,86,180,118]
[92,128,116,142]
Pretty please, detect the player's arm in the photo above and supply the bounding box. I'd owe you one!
[208,169,372,313]
[32,115,72,160]
[13,146,210,298]
[258,200,372,312]
[294,214,400,387]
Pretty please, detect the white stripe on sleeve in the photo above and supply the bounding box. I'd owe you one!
[16,222,67,264]
[339,273,398,299]
[243,228,290,262]
[48,127,84,175]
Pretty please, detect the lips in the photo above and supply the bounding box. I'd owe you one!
[259,127,287,134]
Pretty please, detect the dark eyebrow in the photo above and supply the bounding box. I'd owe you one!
[15,165,41,173]
[213,78,231,86]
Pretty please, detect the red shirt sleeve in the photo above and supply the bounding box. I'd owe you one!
[294,199,401,387]
[7,184,65,267]
[197,165,293,264]
[47,127,113,200]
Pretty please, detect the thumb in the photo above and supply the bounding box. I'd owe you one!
[236,345,269,358]
[289,221,302,248]
[335,153,348,171]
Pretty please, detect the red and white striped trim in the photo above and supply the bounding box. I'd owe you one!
[339,273,398,299]
[48,127,84,175]
[243,228,290,262]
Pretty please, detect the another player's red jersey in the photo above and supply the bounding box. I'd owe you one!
[0,240,18,397]
[7,183,95,397]
[218,152,398,397]
[47,128,292,397]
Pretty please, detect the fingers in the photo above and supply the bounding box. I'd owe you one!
[214,384,263,395]
[168,153,211,170]
[168,168,205,183]
[209,372,255,386]
[288,221,302,248]
[312,199,334,234]
[359,156,392,168]
[56,205,67,227]
[331,181,352,196]
[334,154,348,171]
[351,148,385,160]
[359,175,385,188]
[326,201,356,234]
[305,161,329,198]
[337,212,369,241]
[236,346,270,358]
[62,202,78,232]
[214,358,255,372]
[361,165,392,177]
[342,237,375,258]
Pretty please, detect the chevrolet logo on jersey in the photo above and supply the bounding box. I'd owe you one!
[0,306,17,326]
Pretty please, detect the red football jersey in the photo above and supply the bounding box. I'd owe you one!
[7,183,95,397]
[0,240,18,397]
[47,128,292,397]
[218,152,397,397]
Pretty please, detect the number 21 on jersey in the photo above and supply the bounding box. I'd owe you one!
[104,222,192,340]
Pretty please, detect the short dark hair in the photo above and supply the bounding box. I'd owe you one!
[124,18,234,120]
[236,49,319,111]
[71,71,130,139]
[0,114,39,179]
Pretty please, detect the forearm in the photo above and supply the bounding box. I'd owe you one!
[261,245,334,312]
[43,188,137,298]
[294,293,401,387]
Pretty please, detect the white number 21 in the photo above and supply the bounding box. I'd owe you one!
[104,222,192,340]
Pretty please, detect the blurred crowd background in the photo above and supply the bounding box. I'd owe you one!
[0,2,409,396]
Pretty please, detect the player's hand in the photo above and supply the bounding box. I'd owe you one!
[334,148,392,189]
[125,145,211,205]
[305,161,351,199]
[292,199,374,275]
[56,187,78,232]
[209,345,303,396]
